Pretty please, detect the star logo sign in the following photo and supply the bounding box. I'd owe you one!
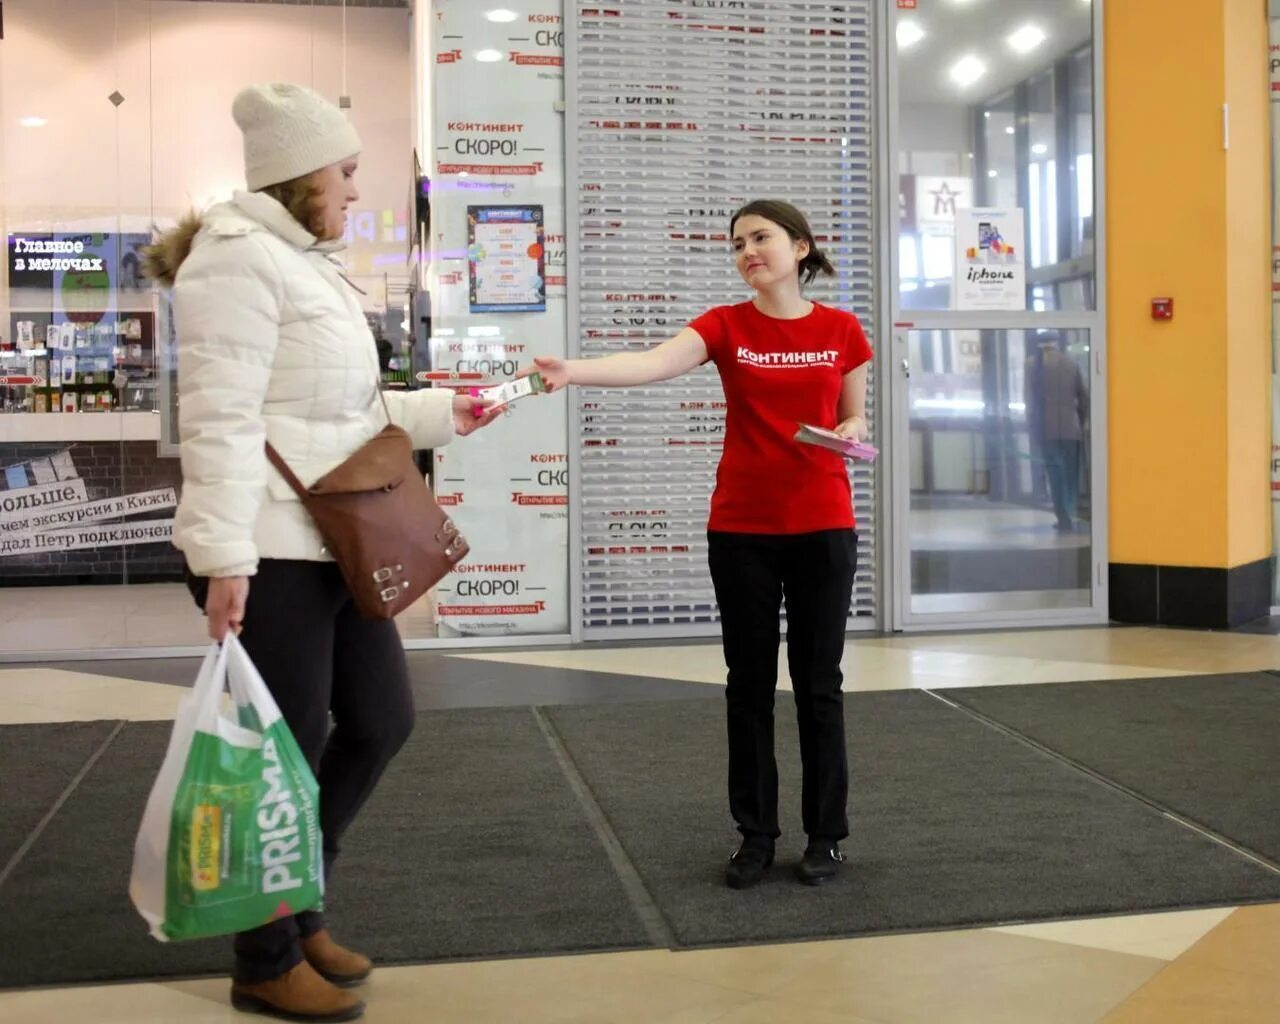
[931,182,963,217]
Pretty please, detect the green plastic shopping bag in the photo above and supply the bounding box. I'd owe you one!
[129,634,323,941]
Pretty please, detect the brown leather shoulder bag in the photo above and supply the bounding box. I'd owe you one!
[263,394,468,619]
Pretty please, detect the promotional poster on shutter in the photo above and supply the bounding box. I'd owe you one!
[428,0,569,635]
[427,338,569,637]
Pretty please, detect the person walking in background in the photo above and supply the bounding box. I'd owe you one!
[523,200,871,890]
[145,83,496,1022]
[1024,331,1089,532]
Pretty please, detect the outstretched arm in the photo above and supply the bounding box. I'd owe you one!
[523,328,708,391]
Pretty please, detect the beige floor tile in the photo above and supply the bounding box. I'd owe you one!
[949,946,1167,1024]
[0,977,233,1024]
[455,641,1198,694]
[875,627,1280,675]
[0,954,754,1024]
[639,940,847,997]
[368,954,756,1024]
[0,667,158,696]
[706,997,886,1024]
[1101,963,1280,1024]
[770,929,1164,1024]
[0,702,82,725]
[0,673,184,723]
[991,907,1237,961]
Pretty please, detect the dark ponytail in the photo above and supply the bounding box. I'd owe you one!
[729,199,835,285]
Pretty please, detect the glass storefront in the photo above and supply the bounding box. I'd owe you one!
[896,1,1095,314]
[414,0,571,641]
[1,0,415,653]
[0,0,1106,657]
[888,0,1102,626]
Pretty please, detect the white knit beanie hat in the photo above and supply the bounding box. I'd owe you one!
[232,83,362,191]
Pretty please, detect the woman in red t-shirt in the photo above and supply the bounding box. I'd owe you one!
[526,200,872,889]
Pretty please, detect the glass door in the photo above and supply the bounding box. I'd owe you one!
[883,0,1105,629]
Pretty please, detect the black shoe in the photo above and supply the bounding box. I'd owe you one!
[796,839,846,886]
[725,837,774,890]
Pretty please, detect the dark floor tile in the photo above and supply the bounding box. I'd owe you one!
[12,651,716,710]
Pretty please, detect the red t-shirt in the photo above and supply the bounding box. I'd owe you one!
[690,301,872,534]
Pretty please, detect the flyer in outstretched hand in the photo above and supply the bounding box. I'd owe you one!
[794,424,878,461]
[471,372,547,412]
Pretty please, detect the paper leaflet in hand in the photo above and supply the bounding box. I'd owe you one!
[470,372,547,413]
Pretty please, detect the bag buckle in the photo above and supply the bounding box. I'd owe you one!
[379,585,400,602]
[445,536,466,560]
[373,567,394,583]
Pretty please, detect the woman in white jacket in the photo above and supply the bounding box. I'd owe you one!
[146,83,495,1023]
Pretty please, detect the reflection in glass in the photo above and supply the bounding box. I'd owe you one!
[0,0,414,653]
[907,329,1091,615]
[896,0,1094,312]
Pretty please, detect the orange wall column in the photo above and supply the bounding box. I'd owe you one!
[1105,0,1273,626]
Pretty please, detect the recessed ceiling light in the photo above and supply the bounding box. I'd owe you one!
[485,8,518,21]
[1005,126,1015,135]
[988,169,999,178]
[474,49,504,62]
[949,55,987,88]
[896,20,925,49]
[1031,143,1049,155]
[1008,25,1047,54]
[19,116,48,128]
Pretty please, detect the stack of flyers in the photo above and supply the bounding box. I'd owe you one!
[794,423,878,462]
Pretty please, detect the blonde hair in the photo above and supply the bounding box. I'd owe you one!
[260,170,328,238]
[142,169,332,287]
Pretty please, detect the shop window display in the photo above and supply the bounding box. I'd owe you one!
[0,0,414,655]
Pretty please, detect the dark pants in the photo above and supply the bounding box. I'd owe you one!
[707,529,857,843]
[187,559,414,983]
[1042,438,1082,526]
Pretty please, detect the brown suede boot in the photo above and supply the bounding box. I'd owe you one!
[230,960,364,1022]
[301,928,374,987]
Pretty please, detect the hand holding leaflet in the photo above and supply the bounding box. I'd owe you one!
[794,423,878,461]
[470,372,547,413]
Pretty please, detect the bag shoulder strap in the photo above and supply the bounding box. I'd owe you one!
[264,442,310,501]
[264,378,394,497]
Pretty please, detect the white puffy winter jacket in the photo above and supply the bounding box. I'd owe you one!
[171,190,455,577]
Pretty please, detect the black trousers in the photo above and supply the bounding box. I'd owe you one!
[707,529,857,842]
[187,559,414,983]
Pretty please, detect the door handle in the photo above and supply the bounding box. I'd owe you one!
[901,358,910,379]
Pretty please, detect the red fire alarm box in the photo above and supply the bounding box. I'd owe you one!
[1151,297,1174,320]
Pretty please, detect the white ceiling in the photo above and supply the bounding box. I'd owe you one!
[896,0,1094,107]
